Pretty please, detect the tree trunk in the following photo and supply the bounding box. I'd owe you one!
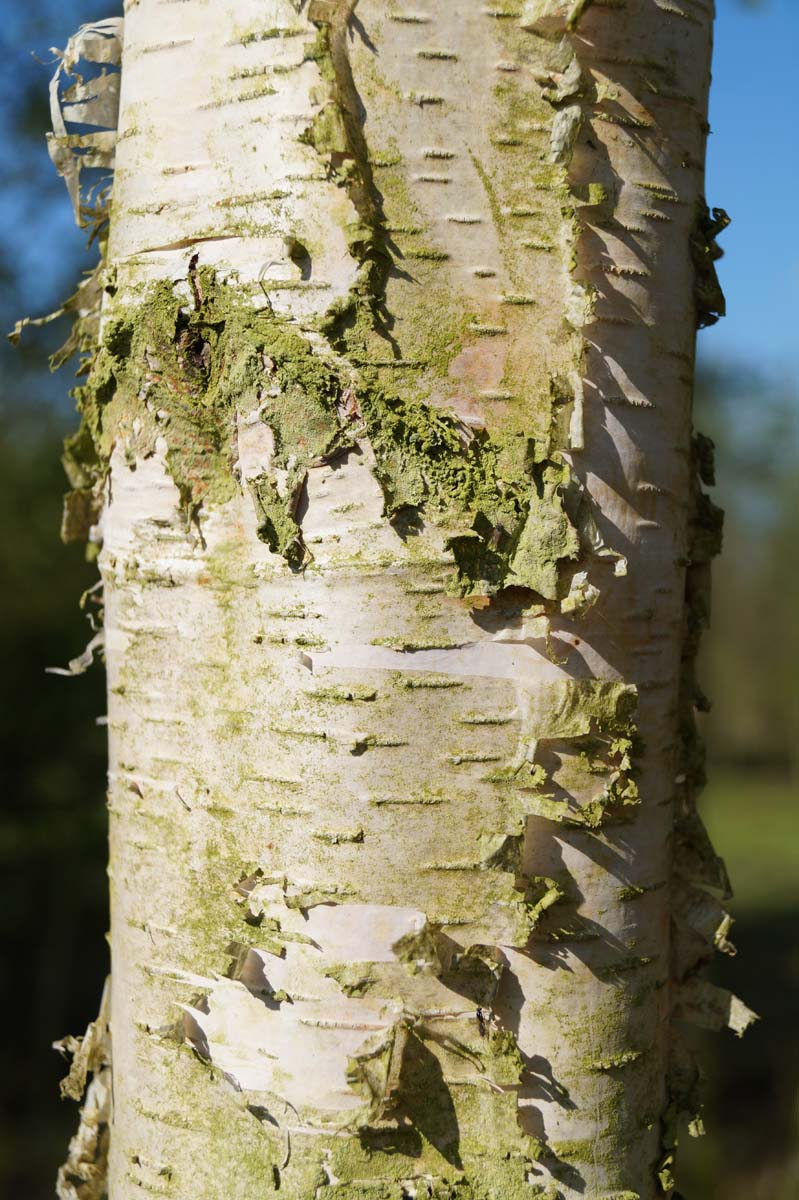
[51,2,753,1198]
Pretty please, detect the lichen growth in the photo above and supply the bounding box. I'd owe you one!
[322,962,378,997]
[360,388,579,597]
[515,681,641,828]
[64,265,586,596]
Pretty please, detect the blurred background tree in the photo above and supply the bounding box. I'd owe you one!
[0,1,794,1197]
[0,4,116,1191]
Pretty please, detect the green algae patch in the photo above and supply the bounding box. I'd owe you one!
[341,1018,538,1192]
[515,681,641,828]
[64,264,583,597]
[322,962,379,997]
[392,922,443,976]
[441,944,505,1007]
[346,1021,408,1125]
[65,269,349,554]
[360,384,579,597]
[533,679,637,742]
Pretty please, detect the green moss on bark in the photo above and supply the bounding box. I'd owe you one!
[67,268,583,596]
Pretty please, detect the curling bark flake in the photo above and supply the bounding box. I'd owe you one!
[43,2,755,1198]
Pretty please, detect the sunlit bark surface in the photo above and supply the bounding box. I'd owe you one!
[52,3,752,1199]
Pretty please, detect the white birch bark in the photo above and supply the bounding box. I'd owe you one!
[48,2,755,1198]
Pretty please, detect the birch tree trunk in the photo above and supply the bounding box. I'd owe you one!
[49,2,754,1199]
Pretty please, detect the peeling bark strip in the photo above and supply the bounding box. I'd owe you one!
[54,978,112,1200]
[40,1,754,1197]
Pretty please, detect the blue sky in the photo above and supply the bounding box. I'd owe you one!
[702,0,798,377]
